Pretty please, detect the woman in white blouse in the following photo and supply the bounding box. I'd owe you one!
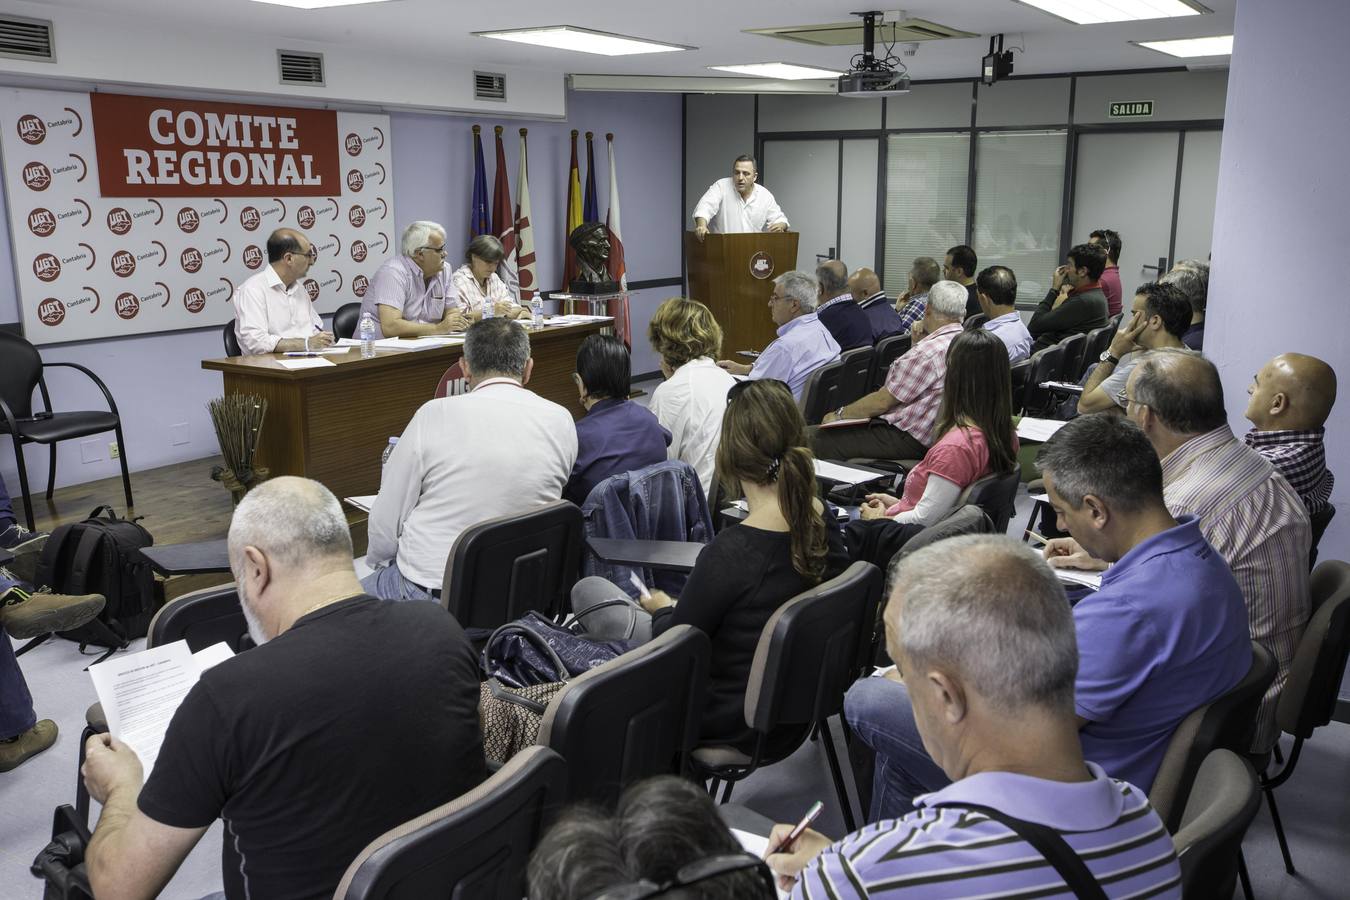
[450,234,530,320]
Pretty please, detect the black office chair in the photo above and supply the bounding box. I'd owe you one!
[868,334,910,392]
[222,320,242,357]
[1009,359,1032,413]
[1056,332,1087,384]
[835,346,874,407]
[1173,750,1262,900]
[1082,323,1116,380]
[0,332,133,531]
[692,561,883,832]
[798,358,845,426]
[333,302,362,340]
[1309,505,1335,569]
[963,312,988,328]
[334,745,567,900]
[963,468,1021,533]
[538,624,709,806]
[441,500,583,629]
[1020,343,1065,417]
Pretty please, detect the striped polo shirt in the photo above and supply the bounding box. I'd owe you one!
[790,764,1181,899]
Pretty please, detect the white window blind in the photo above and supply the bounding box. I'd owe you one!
[882,133,970,298]
[972,131,1067,305]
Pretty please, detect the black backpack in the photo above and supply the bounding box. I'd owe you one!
[33,506,156,655]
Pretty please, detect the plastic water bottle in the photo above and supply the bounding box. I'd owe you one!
[357,312,377,359]
[481,296,494,320]
[531,296,544,328]
[381,436,399,468]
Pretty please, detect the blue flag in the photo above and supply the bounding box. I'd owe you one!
[470,126,490,237]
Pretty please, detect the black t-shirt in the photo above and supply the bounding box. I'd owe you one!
[138,595,487,900]
[651,522,849,748]
[965,282,982,320]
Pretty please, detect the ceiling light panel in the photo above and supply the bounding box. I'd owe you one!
[251,0,398,8]
[475,26,690,56]
[1136,34,1233,56]
[708,63,843,80]
[1014,0,1210,25]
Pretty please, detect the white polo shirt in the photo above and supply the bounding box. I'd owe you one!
[232,264,321,355]
[691,178,789,234]
[647,357,738,501]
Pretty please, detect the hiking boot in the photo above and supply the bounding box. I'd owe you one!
[0,719,58,772]
[0,523,47,585]
[0,578,104,640]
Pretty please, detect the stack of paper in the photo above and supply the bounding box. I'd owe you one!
[1054,568,1104,590]
[344,495,377,513]
[814,459,888,486]
[1016,417,1070,442]
[275,357,336,370]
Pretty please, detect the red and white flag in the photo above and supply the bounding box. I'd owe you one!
[514,128,538,304]
[491,126,518,298]
[606,133,631,347]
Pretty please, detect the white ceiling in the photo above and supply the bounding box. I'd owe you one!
[38,0,1237,82]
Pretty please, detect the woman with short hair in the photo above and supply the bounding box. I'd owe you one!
[449,233,529,320]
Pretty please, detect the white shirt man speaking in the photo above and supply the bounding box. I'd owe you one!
[691,155,789,241]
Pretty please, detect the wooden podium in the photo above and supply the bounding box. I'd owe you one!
[684,231,799,356]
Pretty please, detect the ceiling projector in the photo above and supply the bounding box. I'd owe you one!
[838,10,911,98]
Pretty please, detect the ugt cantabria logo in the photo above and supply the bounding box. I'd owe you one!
[16,115,46,145]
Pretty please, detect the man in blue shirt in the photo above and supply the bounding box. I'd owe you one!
[849,267,904,343]
[976,265,1032,363]
[814,260,872,350]
[717,270,840,400]
[844,414,1250,820]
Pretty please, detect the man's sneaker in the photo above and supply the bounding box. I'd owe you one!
[0,579,104,640]
[0,719,58,773]
[0,523,47,585]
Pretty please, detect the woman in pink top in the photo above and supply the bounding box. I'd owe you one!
[846,328,1019,567]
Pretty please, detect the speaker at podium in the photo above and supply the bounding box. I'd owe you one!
[683,231,799,356]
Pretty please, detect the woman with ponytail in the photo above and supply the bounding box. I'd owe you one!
[570,378,848,750]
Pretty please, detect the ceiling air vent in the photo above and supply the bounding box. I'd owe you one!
[278,50,325,86]
[0,15,54,63]
[475,71,507,101]
[746,17,977,47]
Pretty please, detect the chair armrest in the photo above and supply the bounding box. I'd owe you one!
[41,362,121,417]
[0,395,21,437]
[585,537,705,573]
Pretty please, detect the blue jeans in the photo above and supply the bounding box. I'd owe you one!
[359,562,438,603]
[0,632,36,740]
[0,469,15,531]
[844,676,951,822]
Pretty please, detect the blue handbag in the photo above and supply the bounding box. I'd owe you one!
[480,611,630,688]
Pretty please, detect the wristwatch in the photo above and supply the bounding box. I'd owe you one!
[1099,350,1120,366]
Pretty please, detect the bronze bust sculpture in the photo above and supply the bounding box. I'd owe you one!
[568,221,619,294]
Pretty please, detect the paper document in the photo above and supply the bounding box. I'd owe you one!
[344,494,377,513]
[1040,381,1084,394]
[88,640,235,775]
[373,336,462,351]
[276,357,335,370]
[818,417,871,430]
[1054,568,1103,590]
[282,348,350,357]
[544,314,613,325]
[730,830,789,899]
[1016,417,1069,442]
[814,459,888,486]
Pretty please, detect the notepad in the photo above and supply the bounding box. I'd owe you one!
[282,348,351,357]
[814,459,889,486]
[1016,417,1069,442]
[818,417,871,430]
[344,494,377,513]
[730,830,789,899]
[1054,568,1104,590]
[275,357,336,369]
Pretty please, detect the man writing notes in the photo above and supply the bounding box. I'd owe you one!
[359,221,469,339]
[691,155,789,239]
[232,228,333,354]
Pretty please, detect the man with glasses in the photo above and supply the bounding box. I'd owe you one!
[360,220,470,339]
[715,270,839,400]
[232,228,334,354]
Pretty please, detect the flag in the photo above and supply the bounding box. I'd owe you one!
[491,125,518,298]
[583,131,599,224]
[606,132,631,347]
[563,129,582,290]
[515,128,538,305]
[469,125,490,237]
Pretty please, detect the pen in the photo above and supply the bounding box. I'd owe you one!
[627,572,651,600]
[769,801,824,856]
[304,324,321,353]
[1025,530,1048,546]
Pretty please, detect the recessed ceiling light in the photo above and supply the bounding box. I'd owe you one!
[475,26,691,56]
[1135,34,1233,57]
[1014,0,1211,25]
[250,0,397,8]
[708,63,843,80]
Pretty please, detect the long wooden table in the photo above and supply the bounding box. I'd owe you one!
[202,320,607,500]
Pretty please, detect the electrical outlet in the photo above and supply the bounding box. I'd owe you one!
[170,423,190,446]
[81,439,104,464]
[109,441,120,459]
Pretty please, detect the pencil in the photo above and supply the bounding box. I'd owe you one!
[1025,530,1049,546]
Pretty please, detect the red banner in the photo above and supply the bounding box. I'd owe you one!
[89,93,340,197]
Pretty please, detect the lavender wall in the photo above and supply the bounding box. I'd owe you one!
[1208,0,1349,558]
[0,90,682,497]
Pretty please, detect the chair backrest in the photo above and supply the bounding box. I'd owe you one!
[836,346,874,406]
[0,331,42,418]
[744,561,883,733]
[1309,505,1336,568]
[333,745,567,900]
[434,359,467,399]
[1277,559,1350,738]
[1021,344,1065,415]
[333,302,363,340]
[146,583,251,653]
[959,468,1021,533]
[1009,359,1031,412]
[1149,641,1276,832]
[798,358,845,426]
[441,500,583,628]
[963,312,988,328]
[1056,332,1087,382]
[538,625,709,806]
[1083,324,1116,380]
[1173,750,1262,900]
[222,320,242,357]
[869,334,911,392]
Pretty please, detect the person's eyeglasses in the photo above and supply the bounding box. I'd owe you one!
[418,245,449,258]
[290,247,317,261]
[584,853,777,900]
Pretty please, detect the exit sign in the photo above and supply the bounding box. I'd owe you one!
[1109,100,1154,119]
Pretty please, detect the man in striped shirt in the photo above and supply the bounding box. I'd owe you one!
[1242,352,1337,517]
[768,535,1182,899]
[1127,350,1312,752]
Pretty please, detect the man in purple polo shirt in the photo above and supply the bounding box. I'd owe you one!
[359,220,469,338]
[768,535,1182,899]
[716,270,839,400]
[843,414,1250,821]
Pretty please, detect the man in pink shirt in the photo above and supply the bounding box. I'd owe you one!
[1090,228,1123,317]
